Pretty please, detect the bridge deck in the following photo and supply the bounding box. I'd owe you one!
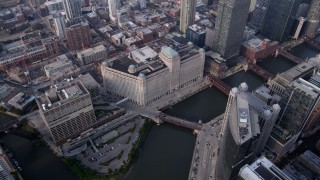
[206,75,231,95]
[248,64,275,80]
[278,49,304,64]
[158,113,202,130]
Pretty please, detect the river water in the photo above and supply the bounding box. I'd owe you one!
[0,134,78,180]
[288,42,320,60]
[0,38,319,180]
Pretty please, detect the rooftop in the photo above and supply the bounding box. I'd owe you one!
[280,62,314,83]
[239,156,290,180]
[36,81,89,111]
[76,73,100,90]
[188,24,206,34]
[283,150,320,180]
[104,37,201,77]
[8,92,35,110]
[293,78,320,99]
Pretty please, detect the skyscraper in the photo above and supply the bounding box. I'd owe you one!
[36,80,97,144]
[215,83,281,180]
[53,12,66,38]
[108,0,121,22]
[268,78,320,158]
[62,0,82,25]
[179,0,196,34]
[304,0,320,36]
[212,0,251,59]
[139,0,146,9]
[261,0,301,42]
[65,22,92,51]
[250,0,270,29]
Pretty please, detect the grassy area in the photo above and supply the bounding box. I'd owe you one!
[21,122,35,135]
[62,158,114,180]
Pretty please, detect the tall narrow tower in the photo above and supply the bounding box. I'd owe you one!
[139,0,146,9]
[261,0,301,42]
[108,0,121,22]
[216,83,281,179]
[179,0,196,34]
[304,0,320,36]
[212,0,251,59]
[62,0,82,25]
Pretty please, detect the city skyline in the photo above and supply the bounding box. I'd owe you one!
[0,0,319,179]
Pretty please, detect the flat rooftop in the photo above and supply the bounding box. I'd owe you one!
[36,81,89,111]
[8,92,35,110]
[280,62,314,82]
[105,37,201,77]
[293,78,320,99]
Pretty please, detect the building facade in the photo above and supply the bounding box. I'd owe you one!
[62,0,82,25]
[240,38,279,62]
[250,0,270,29]
[65,22,92,51]
[304,0,320,36]
[53,12,66,38]
[261,0,301,42]
[77,45,108,65]
[216,83,281,180]
[36,81,97,144]
[179,0,196,33]
[268,78,320,158]
[108,0,120,22]
[186,24,206,48]
[102,42,205,106]
[212,0,251,59]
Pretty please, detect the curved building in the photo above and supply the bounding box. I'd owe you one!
[304,0,320,36]
[215,83,281,180]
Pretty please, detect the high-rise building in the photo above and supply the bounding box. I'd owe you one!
[53,12,66,38]
[186,24,206,48]
[36,80,97,144]
[296,3,309,18]
[291,17,307,39]
[179,0,196,34]
[304,0,320,36]
[62,0,82,25]
[250,0,270,29]
[139,0,146,9]
[44,0,64,13]
[215,83,281,180]
[268,78,320,159]
[212,0,251,59]
[108,0,121,22]
[205,27,214,48]
[261,0,301,42]
[65,22,92,51]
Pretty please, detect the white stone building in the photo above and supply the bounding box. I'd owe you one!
[101,40,205,106]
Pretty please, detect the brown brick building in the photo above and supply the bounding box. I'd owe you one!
[65,22,92,51]
[240,38,279,63]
